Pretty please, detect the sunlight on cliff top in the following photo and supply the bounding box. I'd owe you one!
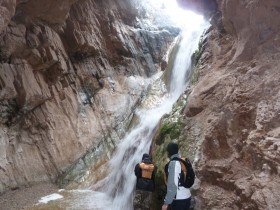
[141,0,204,30]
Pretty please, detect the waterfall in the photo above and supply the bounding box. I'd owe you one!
[170,28,204,100]
[99,21,209,210]
[32,17,209,210]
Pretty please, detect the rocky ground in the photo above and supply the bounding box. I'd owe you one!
[0,183,58,210]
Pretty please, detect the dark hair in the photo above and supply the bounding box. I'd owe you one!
[142,153,150,160]
[142,153,152,164]
[167,142,178,157]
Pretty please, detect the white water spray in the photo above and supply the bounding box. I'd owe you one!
[170,29,203,100]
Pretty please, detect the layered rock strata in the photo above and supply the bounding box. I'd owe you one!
[0,0,178,193]
[179,0,280,209]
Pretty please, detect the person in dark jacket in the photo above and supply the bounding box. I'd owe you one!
[162,143,191,210]
[134,153,155,210]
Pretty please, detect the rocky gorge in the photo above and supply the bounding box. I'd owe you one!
[1,0,280,210]
[0,0,178,194]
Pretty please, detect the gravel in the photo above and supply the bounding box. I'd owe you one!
[0,183,59,210]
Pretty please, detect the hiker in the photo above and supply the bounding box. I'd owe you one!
[134,153,155,210]
[134,153,155,191]
[162,143,192,210]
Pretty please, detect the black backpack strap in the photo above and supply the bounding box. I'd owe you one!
[171,157,187,166]
[164,161,170,185]
[171,157,183,161]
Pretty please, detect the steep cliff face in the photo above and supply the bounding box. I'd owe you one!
[0,0,178,193]
[180,0,280,209]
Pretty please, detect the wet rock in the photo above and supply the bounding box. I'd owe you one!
[0,0,178,193]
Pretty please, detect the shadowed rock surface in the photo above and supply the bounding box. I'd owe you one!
[0,0,179,193]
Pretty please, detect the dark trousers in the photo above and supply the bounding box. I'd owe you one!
[169,197,191,210]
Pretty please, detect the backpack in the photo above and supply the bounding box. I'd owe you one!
[164,157,195,188]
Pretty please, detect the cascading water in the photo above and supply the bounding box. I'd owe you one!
[169,29,203,100]
[98,21,209,210]
[31,15,208,210]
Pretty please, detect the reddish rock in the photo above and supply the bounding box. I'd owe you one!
[183,0,280,209]
[16,0,78,24]
[0,0,16,33]
[0,0,178,193]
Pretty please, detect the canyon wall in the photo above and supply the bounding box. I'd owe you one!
[2,0,279,209]
[0,0,178,193]
[175,0,280,209]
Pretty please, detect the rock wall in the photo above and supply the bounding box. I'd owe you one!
[180,0,280,209]
[0,0,179,193]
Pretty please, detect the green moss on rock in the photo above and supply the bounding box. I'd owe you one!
[157,122,182,144]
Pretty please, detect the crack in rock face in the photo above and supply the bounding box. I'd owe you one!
[0,0,179,194]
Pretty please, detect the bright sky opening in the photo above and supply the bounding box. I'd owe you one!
[147,0,204,30]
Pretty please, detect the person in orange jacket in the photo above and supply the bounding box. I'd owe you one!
[134,153,155,192]
[134,153,155,210]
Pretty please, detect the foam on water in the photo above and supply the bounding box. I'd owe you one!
[38,193,63,204]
